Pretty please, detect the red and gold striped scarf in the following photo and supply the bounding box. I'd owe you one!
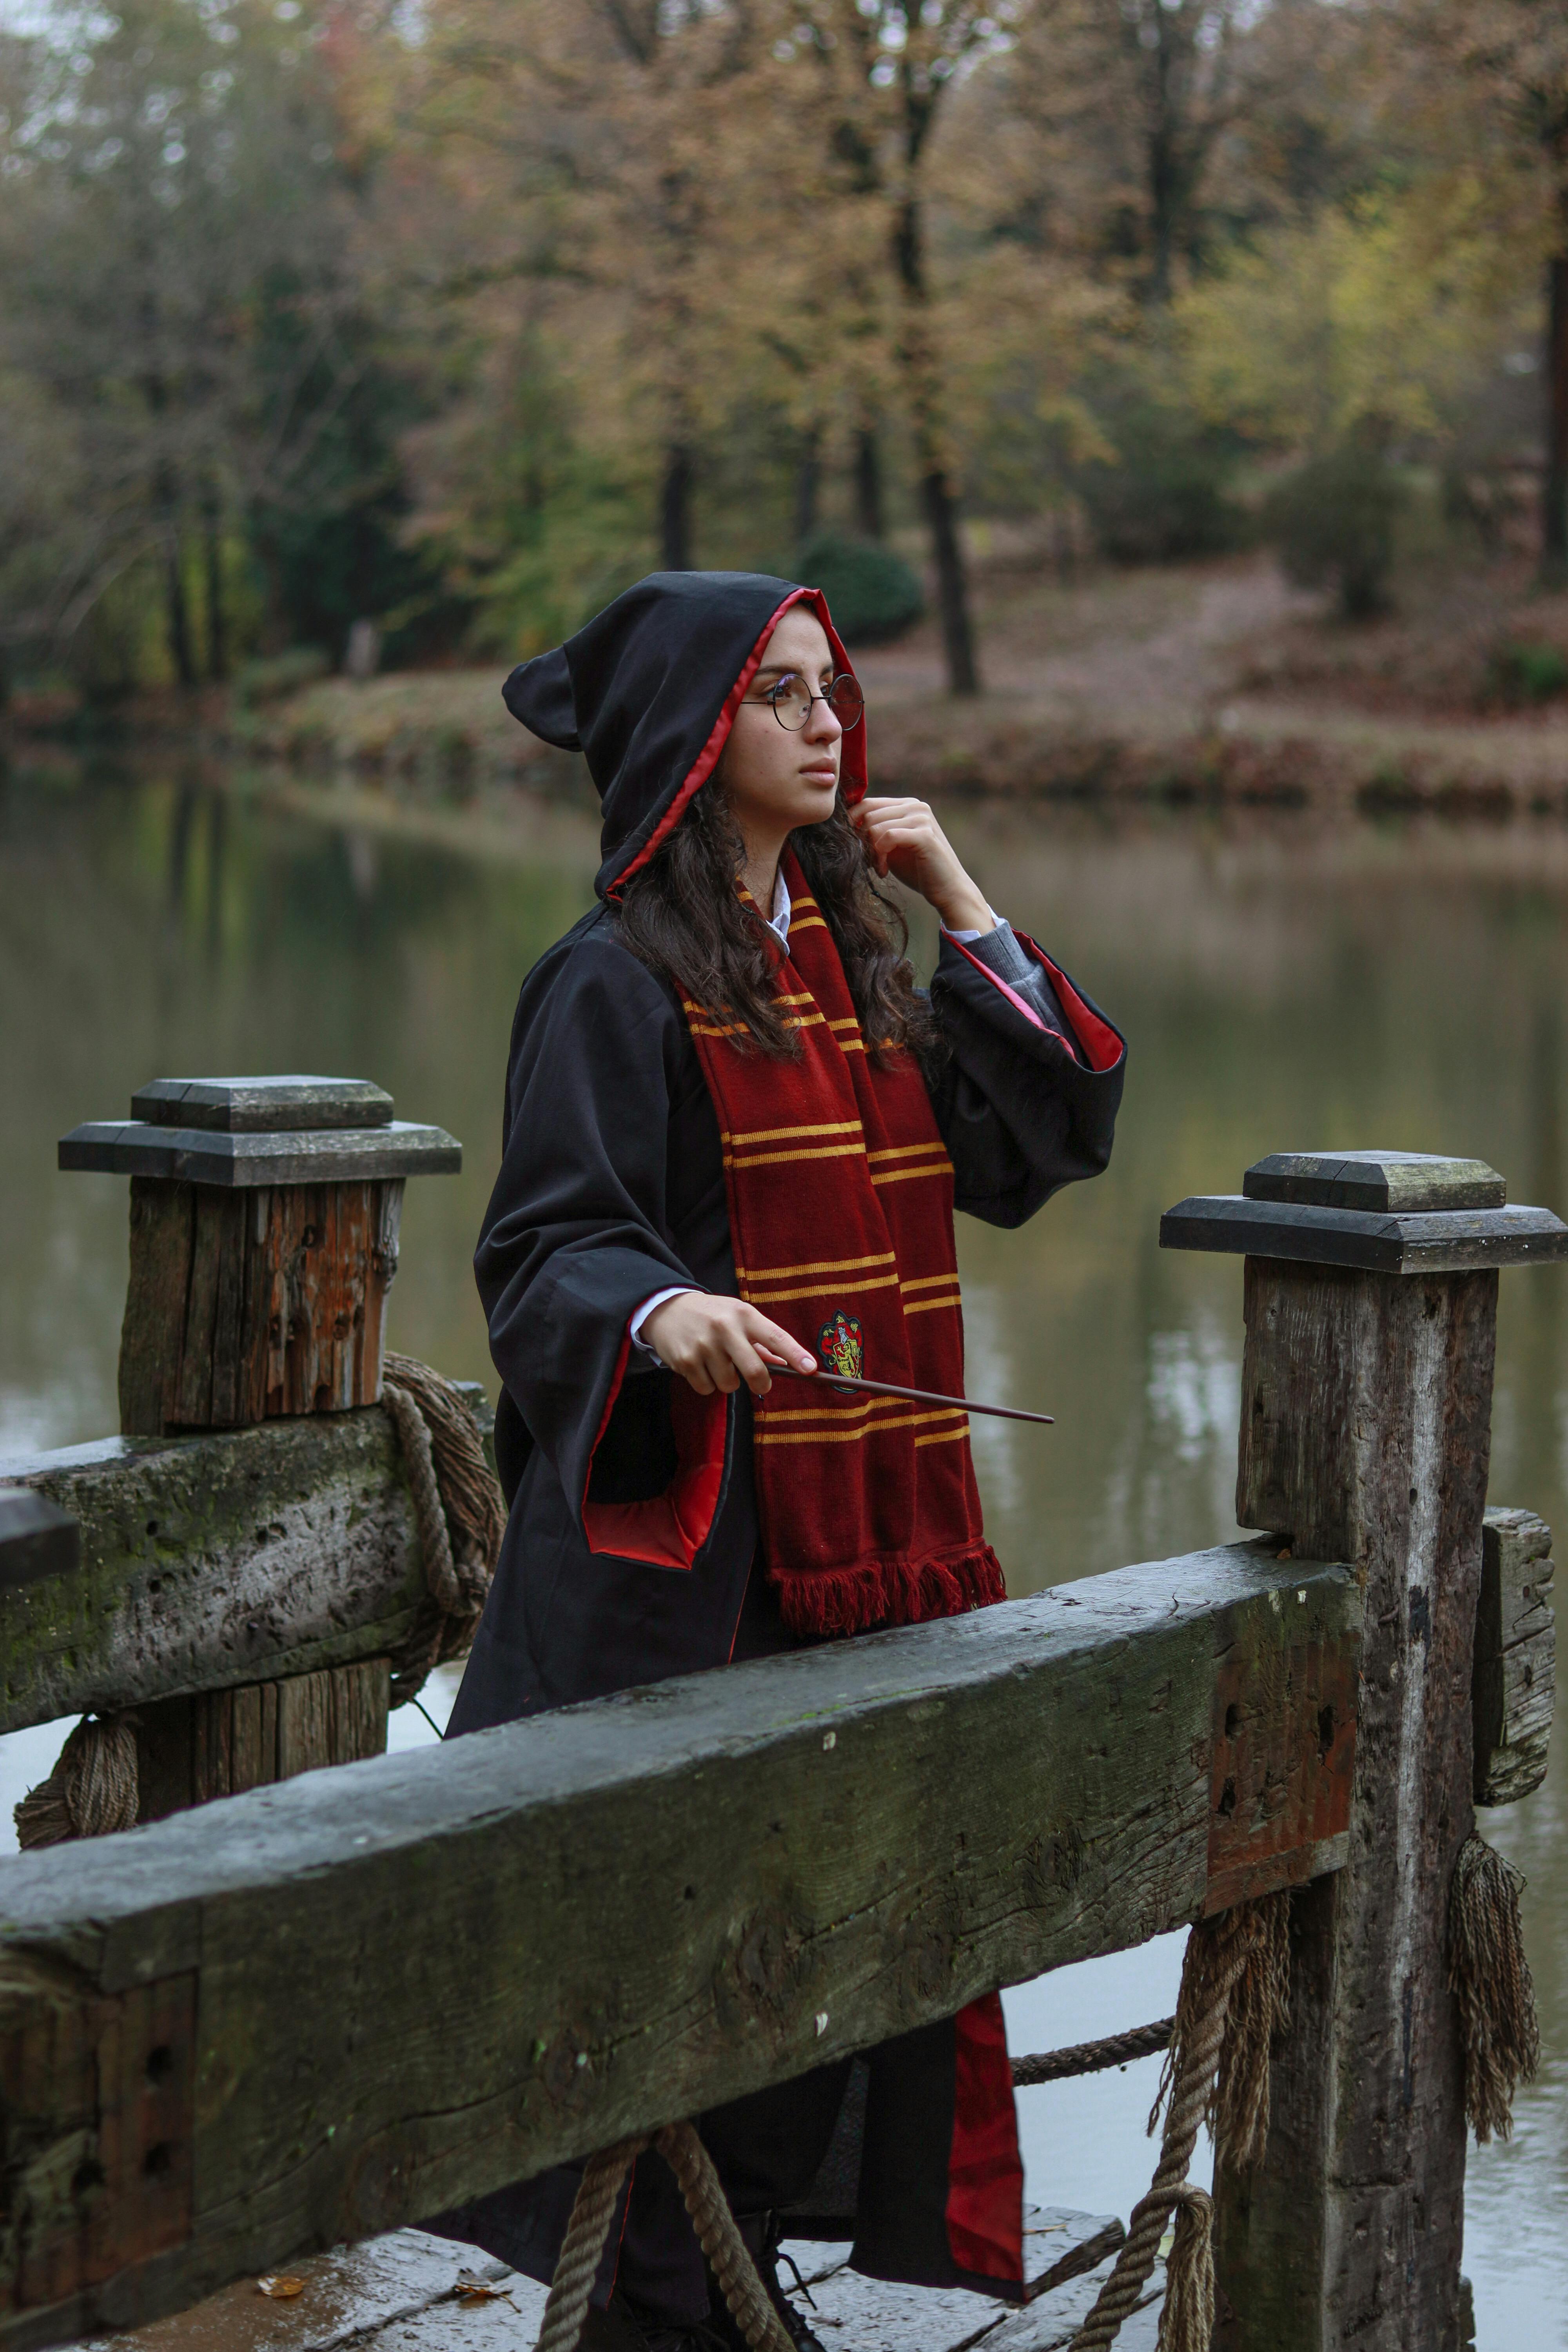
[683,850,1005,1636]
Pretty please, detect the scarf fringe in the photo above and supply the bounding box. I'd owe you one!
[774,1543,1006,1638]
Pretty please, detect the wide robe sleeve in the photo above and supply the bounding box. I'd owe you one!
[926,928,1127,1229]
[474,915,735,1568]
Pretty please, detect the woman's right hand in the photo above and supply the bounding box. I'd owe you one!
[641,1294,815,1396]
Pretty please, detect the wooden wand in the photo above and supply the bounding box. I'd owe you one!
[764,1359,1053,1426]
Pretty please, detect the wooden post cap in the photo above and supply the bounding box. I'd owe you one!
[59,1073,459,1186]
[1243,1150,1506,1213]
[0,1488,80,1594]
[130,1076,394,1132]
[1161,1150,1568,1272]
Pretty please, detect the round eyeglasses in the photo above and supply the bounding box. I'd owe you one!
[756,672,865,732]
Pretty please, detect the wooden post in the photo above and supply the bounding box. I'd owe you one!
[136,1662,391,1820]
[56,1074,461,1812]
[60,1077,459,1437]
[1162,1150,1568,2352]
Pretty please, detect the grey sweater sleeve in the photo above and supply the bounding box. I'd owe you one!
[956,920,1085,1064]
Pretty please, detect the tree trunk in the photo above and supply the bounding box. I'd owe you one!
[152,455,196,691]
[201,483,228,682]
[163,538,196,690]
[1544,248,1568,578]
[921,467,979,698]
[893,196,981,699]
[795,426,821,549]
[661,444,694,572]
[1147,91,1176,308]
[855,427,884,541]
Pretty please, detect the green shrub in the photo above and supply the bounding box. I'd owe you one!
[1485,640,1568,706]
[1074,382,1245,563]
[796,532,924,646]
[232,646,332,709]
[1263,443,1405,621]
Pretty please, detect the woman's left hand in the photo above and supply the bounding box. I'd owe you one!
[851,798,993,935]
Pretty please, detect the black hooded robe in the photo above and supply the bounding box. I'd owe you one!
[427,573,1127,2327]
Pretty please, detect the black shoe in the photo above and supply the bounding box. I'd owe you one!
[580,2290,733,2352]
[707,2217,826,2352]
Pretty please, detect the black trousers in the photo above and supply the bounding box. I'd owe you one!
[616,2061,853,2324]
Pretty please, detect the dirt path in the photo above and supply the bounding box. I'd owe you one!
[856,556,1318,736]
[15,552,1568,808]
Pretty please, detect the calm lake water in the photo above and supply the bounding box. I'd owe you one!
[2,754,1565,2345]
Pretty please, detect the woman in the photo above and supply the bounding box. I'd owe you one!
[433,570,1125,2352]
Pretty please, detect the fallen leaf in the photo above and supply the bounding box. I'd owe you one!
[257,2275,305,2299]
[455,2272,516,2307]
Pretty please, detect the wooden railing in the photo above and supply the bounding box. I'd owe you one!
[1,1104,1560,2352]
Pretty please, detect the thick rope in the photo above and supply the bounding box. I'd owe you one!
[383,1380,464,1617]
[1012,2018,1176,2086]
[381,1354,504,1704]
[1448,1833,1540,2144]
[15,1713,140,1849]
[1067,1891,1290,2352]
[656,2121,793,2352]
[532,2123,793,2352]
[533,2137,649,2352]
[1160,2185,1215,2352]
[384,1353,506,1570]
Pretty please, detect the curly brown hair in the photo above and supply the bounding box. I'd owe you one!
[616,783,942,1067]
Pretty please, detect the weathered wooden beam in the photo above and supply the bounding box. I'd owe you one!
[0,1544,1360,2350]
[0,1495,78,1597]
[1167,1148,1566,2352]
[1474,1506,1554,1807]
[0,1413,424,1736]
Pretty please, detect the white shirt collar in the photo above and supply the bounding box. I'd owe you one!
[766,867,791,945]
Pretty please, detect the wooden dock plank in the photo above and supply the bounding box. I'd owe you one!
[64,2217,1142,2352]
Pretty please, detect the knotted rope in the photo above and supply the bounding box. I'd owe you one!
[533,2122,791,2352]
[1448,1832,1540,2144]
[381,1353,505,1704]
[1066,1891,1290,2352]
[14,1712,140,1849]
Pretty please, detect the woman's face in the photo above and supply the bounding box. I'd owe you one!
[717,607,844,844]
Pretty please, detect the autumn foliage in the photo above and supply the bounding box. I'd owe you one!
[0,0,1559,697]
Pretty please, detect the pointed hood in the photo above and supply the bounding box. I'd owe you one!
[501,570,867,899]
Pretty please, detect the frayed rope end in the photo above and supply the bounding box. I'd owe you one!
[1448,1832,1540,2144]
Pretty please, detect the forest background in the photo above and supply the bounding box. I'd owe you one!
[4,0,1568,725]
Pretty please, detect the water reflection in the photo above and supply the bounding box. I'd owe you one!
[1,757,1565,2345]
